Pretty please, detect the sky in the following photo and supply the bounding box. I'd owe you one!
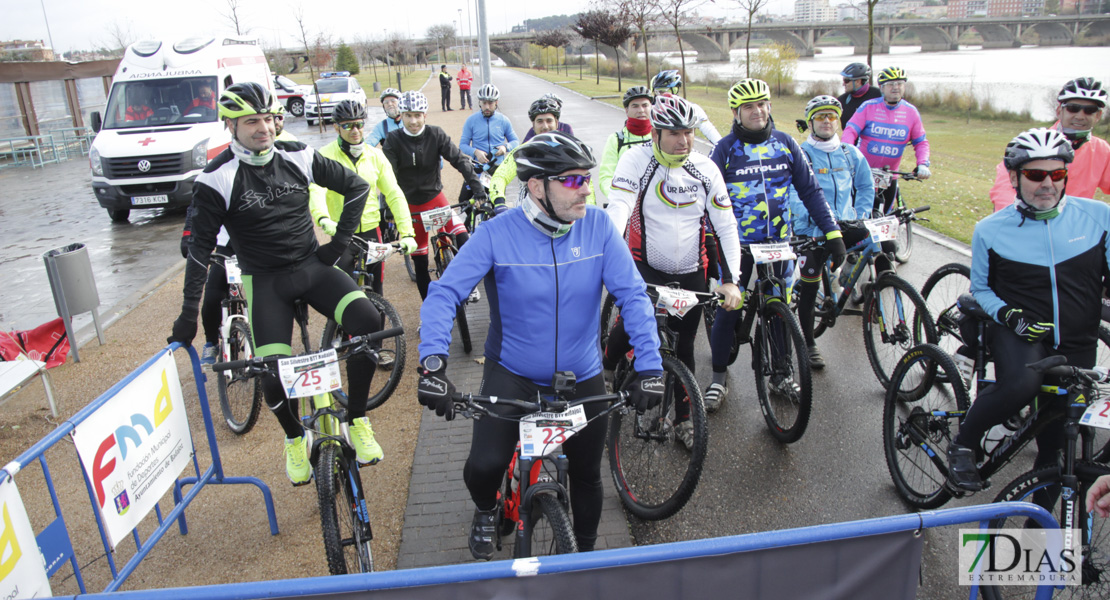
[4,0,797,54]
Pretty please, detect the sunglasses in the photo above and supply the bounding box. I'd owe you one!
[339,121,365,130]
[812,113,838,122]
[842,79,855,84]
[1063,103,1100,115]
[1020,168,1068,183]
[546,174,592,189]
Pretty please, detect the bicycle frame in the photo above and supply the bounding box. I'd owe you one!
[818,234,885,329]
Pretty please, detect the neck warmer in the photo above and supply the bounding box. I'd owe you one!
[1062,127,1091,150]
[809,133,840,152]
[732,118,773,144]
[523,194,573,238]
[652,142,690,168]
[1016,195,1066,221]
[852,83,872,98]
[230,137,275,167]
[340,138,364,161]
[402,124,426,137]
[626,117,652,136]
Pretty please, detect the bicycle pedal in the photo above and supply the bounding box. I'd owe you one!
[842,306,863,316]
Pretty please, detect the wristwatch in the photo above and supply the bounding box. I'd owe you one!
[421,355,445,373]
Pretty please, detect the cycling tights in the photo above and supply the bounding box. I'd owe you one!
[243,259,382,439]
[200,247,232,346]
[463,360,607,552]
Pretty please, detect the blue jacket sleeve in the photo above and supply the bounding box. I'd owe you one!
[970,221,1005,324]
[787,185,808,237]
[418,224,494,359]
[709,137,728,177]
[850,146,876,219]
[368,120,386,148]
[599,218,662,373]
[503,115,519,151]
[459,118,477,158]
[787,136,838,235]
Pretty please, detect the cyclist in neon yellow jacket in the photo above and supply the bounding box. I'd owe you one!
[309,100,416,297]
[597,86,653,207]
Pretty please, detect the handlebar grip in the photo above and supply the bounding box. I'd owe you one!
[212,358,252,372]
[912,205,931,214]
[365,327,405,343]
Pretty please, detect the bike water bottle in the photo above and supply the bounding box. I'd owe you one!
[838,254,858,288]
[981,415,1022,455]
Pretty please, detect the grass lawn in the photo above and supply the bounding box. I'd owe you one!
[287,67,432,96]
[512,67,1109,245]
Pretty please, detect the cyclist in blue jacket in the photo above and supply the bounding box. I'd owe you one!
[415,132,664,559]
[458,84,519,204]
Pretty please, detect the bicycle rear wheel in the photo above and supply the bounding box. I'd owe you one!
[320,290,406,411]
[862,274,938,388]
[218,320,262,435]
[920,262,970,365]
[600,293,619,351]
[981,462,1110,600]
[608,354,708,521]
[882,343,969,509]
[521,494,578,557]
[437,246,472,354]
[316,443,374,574]
[753,300,812,443]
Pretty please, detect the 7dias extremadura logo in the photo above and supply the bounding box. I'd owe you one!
[959,528,1080,586]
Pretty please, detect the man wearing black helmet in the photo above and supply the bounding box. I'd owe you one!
[521,94,575,142]
[597,86,653,206]
[415,131,664,559]
[168,82,387,486]
[836,62,880,129]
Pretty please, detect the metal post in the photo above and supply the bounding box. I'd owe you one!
[468,0,476,66]
[478,0,491,85]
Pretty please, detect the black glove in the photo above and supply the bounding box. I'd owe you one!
[316,240,346,267]
[625,370,664,414]
[470,189,489,204]
[1000,306,1054,345]
[825,235,847,272]
[417,355,456,420]
[180,230,191,259]
[168,313,198,346]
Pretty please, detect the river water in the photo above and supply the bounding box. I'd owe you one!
[673,45,1110,121]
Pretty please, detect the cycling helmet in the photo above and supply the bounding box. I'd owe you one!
[379,87,402,101]
[877,67,907,85]
[528,98,561,121]
[651,94,700,130]
[514,131,596,182]
[540,92,564,109]
[218,82,274,120]
[332,99,367,122]
[476,84,500,101]
[623,86,652,107]
[804,95,842,121]
[270,97,286,116]
[651,69,682,94]
[1003,127,1075,171]
[727,78,771,108]
[398,91,428,113]
[1057,77,1107,108]
[840,62,870,81]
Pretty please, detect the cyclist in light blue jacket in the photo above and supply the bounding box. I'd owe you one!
[458,84,519,204]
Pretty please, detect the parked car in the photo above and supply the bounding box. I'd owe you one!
[304,71,366,125]
[272,74,313,117]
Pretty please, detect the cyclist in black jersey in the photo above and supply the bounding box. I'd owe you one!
[168,82,386,486]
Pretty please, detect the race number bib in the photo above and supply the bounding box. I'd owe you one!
[654,287,700,318]
[479,172,492,189]
[750,242,797,265]
[278,350,342,399]
[363,242,394,264]
[224,256,242,284]
[1081,399,1110,430]
[864,216,898,243]
[519,405,588,458]
[421,207,453,230]
[872,169,893,190]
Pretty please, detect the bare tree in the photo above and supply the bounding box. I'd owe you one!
[606,0,661,86]
[534,29,570,72]
[735,0,770,77]
[219,0,251,36]
[864,0,881,67]
[101,19,135,56]
[656,0,705,97]
[293,6,325,132]
[426,24,456,63]
[599,18,634,90]
[573,10,615,85]
[353,35,380,81]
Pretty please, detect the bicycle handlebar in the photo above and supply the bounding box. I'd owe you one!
[212,326,405,373]
[450,390,629,417]
[1026,355,1110,384]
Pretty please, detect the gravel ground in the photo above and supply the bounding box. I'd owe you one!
[0,78,478,593]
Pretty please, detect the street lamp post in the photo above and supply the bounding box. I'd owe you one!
[458,9,465,63]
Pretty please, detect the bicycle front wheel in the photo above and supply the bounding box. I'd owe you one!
[218,320,262,435]
[320,290,406,411]
[812,266,836,340]
[882,344,969,509]
[894,218,913,263]
[521,494,578,558]
[862,274,938,388]
[608,354,708,521]
[316,444,374,575]
[920,262,970,364]
[753,300,813,443]
[981,462,1110,600]
[438,246,472,354]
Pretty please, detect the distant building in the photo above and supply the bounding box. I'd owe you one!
[796,0,837,22]
[837,3,863,20]
[0,39,55,61]
[947,0,989,17]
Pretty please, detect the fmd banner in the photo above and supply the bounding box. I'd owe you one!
[0,478,52,598]
[72,351,192,547]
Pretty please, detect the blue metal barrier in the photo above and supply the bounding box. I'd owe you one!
[0,343,278,593]
[65,501,1062,600]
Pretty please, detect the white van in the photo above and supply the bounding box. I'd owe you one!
[89,37,272,222]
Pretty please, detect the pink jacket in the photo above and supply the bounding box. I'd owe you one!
[989,130,1110,211]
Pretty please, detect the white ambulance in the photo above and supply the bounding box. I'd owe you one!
[89,37,272,222]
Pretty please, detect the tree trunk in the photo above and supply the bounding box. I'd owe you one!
[595,41,600,85]
[674,26,687,98]
[641,28,650,86]
[615,46,623,91]
[746,14,754,78]
[867,4,875,68]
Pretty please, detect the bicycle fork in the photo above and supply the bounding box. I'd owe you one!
[511,454,571,558]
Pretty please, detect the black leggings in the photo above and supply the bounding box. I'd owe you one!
[955,324,1095,469]
[338,229,383,296]
[243,259,382,438]
[463,360,608,551]
[200,251,230,346]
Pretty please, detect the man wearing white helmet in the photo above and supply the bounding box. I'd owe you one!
[650,69,722,145]
[989,77,1110,212]
[459,83,519,204]
[368,88,403,147]
[946,128,1110,493]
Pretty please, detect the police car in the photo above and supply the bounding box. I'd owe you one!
[304,71,366,125]
[272,74,313,117]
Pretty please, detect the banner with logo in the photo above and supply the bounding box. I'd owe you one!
[72,351,193,548]
[0,478,52,598]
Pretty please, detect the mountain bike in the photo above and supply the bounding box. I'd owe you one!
[420,203,473,353]
[603,283,717,520]
[213,318,404,575]
[378,200,417,283]
[883,294,1110,512]
[211,253,262,434]
[811,207,938,387]
[920,262,970,376]
[871,167,922,263]
[319,238,406,411]
[450,373,629,557]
